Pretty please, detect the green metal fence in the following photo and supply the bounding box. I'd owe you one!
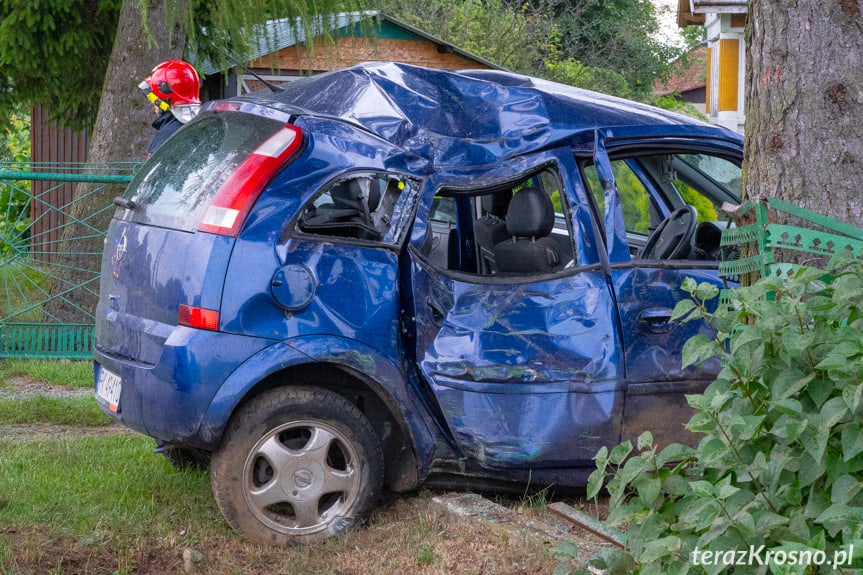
[719,197,863,284]
[0,163,140,358]
[4,165,859,359]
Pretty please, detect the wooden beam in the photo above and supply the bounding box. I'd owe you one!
[546,502,626,549]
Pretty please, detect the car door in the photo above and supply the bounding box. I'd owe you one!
[586,134,742,449]
[405,157,626,469]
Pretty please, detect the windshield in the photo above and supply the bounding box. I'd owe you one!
[121,112,284,232]
[678,153,742,199]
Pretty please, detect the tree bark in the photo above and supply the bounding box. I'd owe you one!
[745,0,863,226]
[45,0,186,322]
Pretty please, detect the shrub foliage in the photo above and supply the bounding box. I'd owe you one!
[588,252,863,574]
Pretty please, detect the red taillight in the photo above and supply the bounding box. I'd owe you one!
[198,124,302,236]
[178,305,220,330]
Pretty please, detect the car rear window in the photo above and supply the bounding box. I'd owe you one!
[120,112,284,232]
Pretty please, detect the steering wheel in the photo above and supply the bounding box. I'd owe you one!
[639,206,697,260]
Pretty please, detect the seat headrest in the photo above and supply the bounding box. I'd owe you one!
[506,187,554,238]
[332,179,380,212]
[695,221,725,251]
[366,180,381,212]
[331,181,361,210]
[481,190,512,218]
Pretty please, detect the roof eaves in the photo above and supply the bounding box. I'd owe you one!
[654,83,707,97]
[690,0,748,14]
[677,0,705,27]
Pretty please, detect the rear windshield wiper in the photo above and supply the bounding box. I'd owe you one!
[113,197,137,210]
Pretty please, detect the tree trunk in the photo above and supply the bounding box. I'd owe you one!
[44,0,186,322]
[745,0,863,228]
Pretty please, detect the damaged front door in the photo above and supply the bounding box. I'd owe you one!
[587,135,742,449]
[407,164,624,469]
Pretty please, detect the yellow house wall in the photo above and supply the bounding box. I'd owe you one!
[717,38,740,112]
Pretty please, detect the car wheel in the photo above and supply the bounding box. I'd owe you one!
[211,386,383,545]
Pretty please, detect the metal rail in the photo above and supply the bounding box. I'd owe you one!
[0,162,142,358]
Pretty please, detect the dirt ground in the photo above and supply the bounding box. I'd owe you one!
[0,374,133,440]
[0,374,93,399]
[0,494,611,575]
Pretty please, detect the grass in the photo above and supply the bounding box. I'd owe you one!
[0,395,110,426]
[0,433,563,574]
[0,360,567,573]
[516,483,552,512]
[0,435,224,543]
[0,262,51,325]
[1,358,92,388]
[0,358,107,426]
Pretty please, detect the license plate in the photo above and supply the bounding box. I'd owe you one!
[97,367,122,413]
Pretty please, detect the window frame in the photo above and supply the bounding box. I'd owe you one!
[290,169,422,250]
[579,144,742,265]
[411,163,589,283]
[582,158,669,241]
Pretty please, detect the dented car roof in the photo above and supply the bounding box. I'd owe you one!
[238,62,742,167]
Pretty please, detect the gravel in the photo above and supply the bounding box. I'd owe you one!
[0,375,134,440]
[0,423,136,440]
[0,375,93,399]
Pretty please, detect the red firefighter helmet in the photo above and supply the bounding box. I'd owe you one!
[142,60,201,107]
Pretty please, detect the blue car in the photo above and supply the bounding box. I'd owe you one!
[95,62,742,545]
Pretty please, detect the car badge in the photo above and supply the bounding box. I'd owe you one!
[116,234,127,262]
[112,233,127,278]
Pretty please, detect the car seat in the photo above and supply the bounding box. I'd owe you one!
[300,179,382,240]
[493,187,563,273]
[474,190,512,274]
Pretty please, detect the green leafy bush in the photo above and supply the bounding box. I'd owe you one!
[588,252,863,574]
[0,104,31,251]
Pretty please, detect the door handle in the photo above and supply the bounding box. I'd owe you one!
[637,308,673,333]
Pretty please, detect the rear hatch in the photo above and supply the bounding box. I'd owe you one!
[97,106,299,364]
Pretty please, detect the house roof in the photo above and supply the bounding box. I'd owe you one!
[193,11,504,76]
[654,45,708,96]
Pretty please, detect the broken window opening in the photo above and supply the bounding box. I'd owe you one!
[420,168,577,276]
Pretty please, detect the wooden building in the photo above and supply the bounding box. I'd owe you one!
[194,12,501,100]
[33,11,500,162]
[653,43,708,115]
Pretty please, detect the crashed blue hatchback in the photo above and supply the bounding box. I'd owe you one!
[94,62,743,545]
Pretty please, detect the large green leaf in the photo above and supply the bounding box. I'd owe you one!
[635,476,661,507]
[841,423,863,462]
[682,333,715,368]
[637,430,654,452]
[656,443,696,467]
[831,474,862,505]
[771,370,815,401]
[609,441,633,466]
[671,299,696,321]
[641,535,681,562]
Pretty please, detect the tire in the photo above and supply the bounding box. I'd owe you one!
[211,386,384,546]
